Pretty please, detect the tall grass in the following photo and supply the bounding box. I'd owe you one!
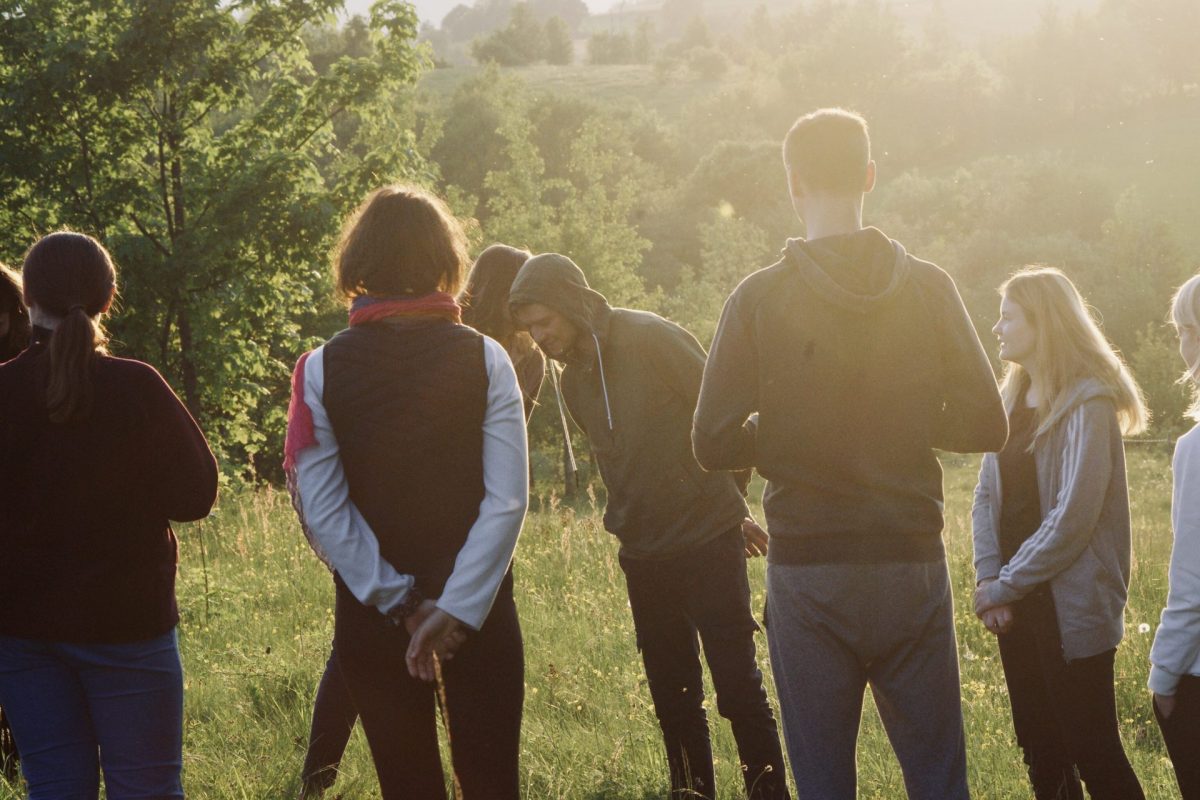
[0,449,1185,798]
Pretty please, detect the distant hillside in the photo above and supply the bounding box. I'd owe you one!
[594,0,1103,39]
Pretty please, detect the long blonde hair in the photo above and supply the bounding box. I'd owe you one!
[1170,273,1200,422]
[998,266,1148,437]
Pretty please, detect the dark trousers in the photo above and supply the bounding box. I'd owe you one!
[334,580,524,800]
[0,706,18,781]
[1154,674,1200,800]
[998,590,1145,800]
[301,644,358,794]
[620,528,789,800]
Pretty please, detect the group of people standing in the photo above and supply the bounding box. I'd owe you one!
[0,107,1196,800]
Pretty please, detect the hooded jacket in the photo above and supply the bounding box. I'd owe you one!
[973,380,1132,661]
[509,254,748,559]
[693,228,1007,564]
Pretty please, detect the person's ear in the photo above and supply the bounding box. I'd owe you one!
[100,285,116,314]
[863,160,877,194]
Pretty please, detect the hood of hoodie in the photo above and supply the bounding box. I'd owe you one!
[508,252,612,361]
[785,227,911,314]
[1036,377,1118,438]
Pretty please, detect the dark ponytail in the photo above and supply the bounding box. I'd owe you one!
[21,232,117,424]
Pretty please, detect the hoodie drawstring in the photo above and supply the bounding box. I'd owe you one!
[592,332,614,431]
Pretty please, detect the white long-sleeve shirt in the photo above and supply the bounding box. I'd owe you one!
[1149,423,1200,694]
[293,336,528,630]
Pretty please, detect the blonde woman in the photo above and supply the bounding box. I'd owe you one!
[972,267,1147,800]
[1148,274,1200,800]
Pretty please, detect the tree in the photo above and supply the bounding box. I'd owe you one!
[543,15,574,65]
[470,2,545,65]
[588,30,634,65]
[0,0,429,473]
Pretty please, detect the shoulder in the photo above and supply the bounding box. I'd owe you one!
[99,355,173,391]
[1175,423,1200,460]
[728,256,793,307]
[611,308,701,351]
[903,253,962,302]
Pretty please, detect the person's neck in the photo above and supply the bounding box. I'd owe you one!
[800,195,865,242]
[29,305,61,331]
[1023,365,1042,408]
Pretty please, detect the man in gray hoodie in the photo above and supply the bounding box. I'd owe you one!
[692,109,1007,799]
[510,254,789,800]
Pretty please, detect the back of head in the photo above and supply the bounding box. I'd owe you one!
[22,231,118,424]
[999,266,1148,436]
[1171,273,1200,421]
[335,185,469,302]
[461,243,531,340]
[0,262,31,360]
[783,108,871,195]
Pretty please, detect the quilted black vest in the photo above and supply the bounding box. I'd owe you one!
[322,319,488,600]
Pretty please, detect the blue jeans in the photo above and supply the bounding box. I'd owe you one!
[0,629,184,800]
[766,560,969,800]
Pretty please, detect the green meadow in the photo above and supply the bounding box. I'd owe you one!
[1,448,1183,799]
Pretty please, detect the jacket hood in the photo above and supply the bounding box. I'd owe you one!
[508,252,611,339]
[1037,377,1117,436]
[785,227,910,314]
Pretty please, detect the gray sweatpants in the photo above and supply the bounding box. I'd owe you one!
[766,560,969,800]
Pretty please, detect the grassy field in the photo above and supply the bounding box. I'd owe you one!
[0,447,1185,799]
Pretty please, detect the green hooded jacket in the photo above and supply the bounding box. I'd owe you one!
[510,253,747,559]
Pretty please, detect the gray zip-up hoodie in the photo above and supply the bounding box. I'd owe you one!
[973,379,1132,661]
[509,253,748,559]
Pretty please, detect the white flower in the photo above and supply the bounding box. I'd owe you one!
[1138,623,1151,634]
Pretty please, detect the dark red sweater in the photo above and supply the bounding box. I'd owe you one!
[0,331,218,642]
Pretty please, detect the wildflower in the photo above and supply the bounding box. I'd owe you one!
[1138,623,1151,634]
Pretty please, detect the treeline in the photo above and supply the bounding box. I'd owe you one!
[1,0,1197,481]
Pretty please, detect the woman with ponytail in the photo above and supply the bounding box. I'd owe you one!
[972,266,1147,800]
[286,187,528,798]
[0,231,218,799]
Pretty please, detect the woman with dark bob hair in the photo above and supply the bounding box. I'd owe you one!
[286,186,529,799]
[298,241,542,798]
[0,262,30,363]
[0,231,218,799]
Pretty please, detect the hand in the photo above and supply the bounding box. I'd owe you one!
[1154,692,1177,720]
[406,607,466,682]
[974,579,1001,616]
[403,599,437,635]
[741,518,769,558]
[980,604,1014,635]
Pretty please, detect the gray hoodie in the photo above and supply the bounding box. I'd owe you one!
[974,379,1133,661]
[510,254,748,559]
[694,227,1007,564]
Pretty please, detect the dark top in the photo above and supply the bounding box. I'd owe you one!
[509,255,748,560]
[0,330,218,642]
[692,228,1008,564]
[321,319,489,599]
[998,403,1042,565]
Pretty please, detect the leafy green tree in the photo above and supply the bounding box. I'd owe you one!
[543,15,574,65]
[0,0,428,474]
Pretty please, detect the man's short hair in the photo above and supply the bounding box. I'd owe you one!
[782,108,871,195]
